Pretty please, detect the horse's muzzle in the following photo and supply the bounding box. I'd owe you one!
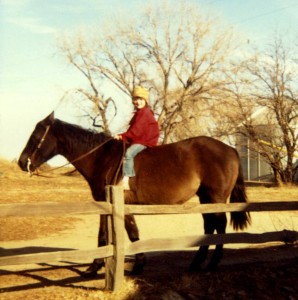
[18,155,34,174]
[18,157,27,171]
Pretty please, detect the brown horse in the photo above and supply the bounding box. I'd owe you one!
[18,112,251,276]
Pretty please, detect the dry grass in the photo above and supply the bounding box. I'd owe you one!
[247,185,298,202]
[0,158,92,203]
[0,159,92,242]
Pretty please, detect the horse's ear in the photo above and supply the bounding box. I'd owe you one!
[48,111,55,123]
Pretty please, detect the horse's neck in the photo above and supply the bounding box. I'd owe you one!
[53,121,123,199]
[53,121,105,174]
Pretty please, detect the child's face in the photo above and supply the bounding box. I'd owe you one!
[133,97,146,109]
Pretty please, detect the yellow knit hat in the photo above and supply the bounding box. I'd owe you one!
[133,86,149,102]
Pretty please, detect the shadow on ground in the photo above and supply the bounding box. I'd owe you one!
[0,244,297,299]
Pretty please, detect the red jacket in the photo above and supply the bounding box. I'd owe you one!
[120,106,159,147]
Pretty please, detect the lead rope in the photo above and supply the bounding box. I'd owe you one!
[111,142,126,185]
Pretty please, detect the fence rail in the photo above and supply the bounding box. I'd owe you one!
[1,186,298,291]
[1,200,297,218]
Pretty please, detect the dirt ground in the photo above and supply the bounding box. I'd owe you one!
[0,159,298,299]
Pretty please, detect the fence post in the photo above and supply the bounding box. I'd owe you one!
[105,185,125,291]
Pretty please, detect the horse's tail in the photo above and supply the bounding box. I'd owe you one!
[230,163,251,231]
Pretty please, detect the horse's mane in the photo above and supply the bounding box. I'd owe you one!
[53,119,112,151]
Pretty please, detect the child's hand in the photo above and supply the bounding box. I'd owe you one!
[114,134,122,140]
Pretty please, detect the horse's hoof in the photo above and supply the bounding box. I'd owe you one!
[81,262,104,278]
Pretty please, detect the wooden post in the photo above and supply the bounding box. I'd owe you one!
[105,185,125,291]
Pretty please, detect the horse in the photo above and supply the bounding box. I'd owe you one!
[18,112,251,276]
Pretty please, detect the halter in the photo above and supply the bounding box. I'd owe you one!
[27,125,51,176]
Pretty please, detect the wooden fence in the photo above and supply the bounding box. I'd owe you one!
[1,185,298,291]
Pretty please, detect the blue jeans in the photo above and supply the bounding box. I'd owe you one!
[123,144,146,177]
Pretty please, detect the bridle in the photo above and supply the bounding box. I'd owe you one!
[27,125,51,176]
[26,124,122,180]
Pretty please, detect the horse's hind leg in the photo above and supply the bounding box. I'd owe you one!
[125,215,146,275]
[190,185,228,272]
[189,213,216,271]
[207,212,227,271]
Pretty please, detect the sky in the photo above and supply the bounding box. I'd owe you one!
[0,0,297,165]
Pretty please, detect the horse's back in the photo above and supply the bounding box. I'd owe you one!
[137,136,239,173]
[132,136,239,204]
[186,136,240,175]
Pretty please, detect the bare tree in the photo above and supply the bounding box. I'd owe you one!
[125,3,235,142]
[59,1,236,142]
[59,34,120,133]
[212,33,298,184]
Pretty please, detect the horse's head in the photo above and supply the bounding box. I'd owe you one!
[18,112,58,174]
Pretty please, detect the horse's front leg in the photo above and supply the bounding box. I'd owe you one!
[125,215,146,275]
[82,215,145,277]
[82,215,106,278]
